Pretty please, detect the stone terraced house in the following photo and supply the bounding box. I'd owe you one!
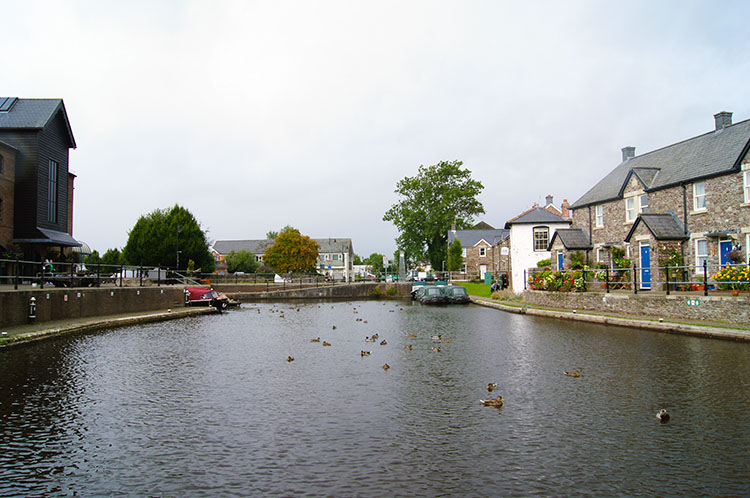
[447,221,509,280]
[568,111,750,290]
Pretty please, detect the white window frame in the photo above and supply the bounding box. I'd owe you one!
[639,194,648,214]
[461,247,466,257]
[695,238,708,271]
[461,263,467,273]
[625,197,636,222]
[743,165,750,203]
[533,226,549,252]
[332,254,340,261]
[596,247,604,263]
[595,205,603,228]
[693,182,706,211]
[479,247,486,257]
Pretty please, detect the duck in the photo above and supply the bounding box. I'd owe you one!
[365,336,376,342]
[322,341,332,346]
[404,345,413,351]
[363,320,368,324]
[441,339,452,343]
[382,363,390,370]
[371,333,379,340]
[564,370,582,378]
[287,356,294,362]
[380,340,388,346]
[361,351,371,356]
[407,333,418,338]
[480,396,504,407]
[487,383,497,392]
[309,337,321,343]
[332,325,337,330]
[656,409,670,422]
[431,335,442,341]
[431,347,441,352]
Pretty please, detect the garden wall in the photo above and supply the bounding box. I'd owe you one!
[522,289,750,325]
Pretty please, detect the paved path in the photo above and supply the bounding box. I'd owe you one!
[470,296,750,342]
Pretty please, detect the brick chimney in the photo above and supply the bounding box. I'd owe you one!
[622,146,635,162]
[714,111,732,130]
[561,199,570,219]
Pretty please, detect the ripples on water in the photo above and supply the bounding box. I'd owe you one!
[1,301,749,497]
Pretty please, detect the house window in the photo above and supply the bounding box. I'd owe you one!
[693,182,706,210]
[461,248,466,257]
[596,247,604,263]
[695,239,708,269]
[595,205,603,227]
[461,263,466,273]
[533,226,549,251]
[743,165,750,203]
[625,197,636,222]
[639,194,648,213]
[479,247,486,257]
[332,254,340,261]
[256,255,263,262]
[48,160,58,223]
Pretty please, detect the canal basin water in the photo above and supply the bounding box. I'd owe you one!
[1,300,749,497]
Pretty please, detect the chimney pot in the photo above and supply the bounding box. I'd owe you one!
[714,111,732,130]
[622,146,636,162]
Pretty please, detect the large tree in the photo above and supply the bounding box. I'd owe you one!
[122,204,215,272]
[383,160,484,269]
[364,252,385,274]
[263,228,320,273]
[226,249,259,273]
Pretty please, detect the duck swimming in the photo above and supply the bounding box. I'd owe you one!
[431,347,441,352]
[322,341,332,346]
[380,340,388,345]
[287,356,294,362]
[361,351,371,356]
[656,409,670,422]
[480,396,504,407]
[382,363,390,370]
[404,345,413,351]
[407,333,418,338]
[430,335,442,341]
[309,337,321,343]
[487,383,497,392]
[365,336,376,342]
[564,370,582,378]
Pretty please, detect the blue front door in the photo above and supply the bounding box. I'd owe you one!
[640,243,651,289]
[720,240,733,267]
[557,252,564,271]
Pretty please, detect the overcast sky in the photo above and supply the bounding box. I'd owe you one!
[4,0,750,258]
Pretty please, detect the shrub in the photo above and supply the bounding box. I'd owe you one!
[570,252,585,270]
[537,259,552,268]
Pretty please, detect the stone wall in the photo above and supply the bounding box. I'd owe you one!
[0,287,185,327]
[523,289,750,324]
[218,282,412,300]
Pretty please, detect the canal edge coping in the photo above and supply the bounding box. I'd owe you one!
[470,297,750,343]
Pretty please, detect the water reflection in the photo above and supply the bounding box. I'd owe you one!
[1,301,749,497]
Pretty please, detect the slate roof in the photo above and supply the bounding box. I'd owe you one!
[547,228,592,251]
[448,228,509,247]
[571,117,750,209]
[0,98,76,148]
[624,213,688,242]
[504,206,571,228]
[213,239,274,254]
[213,237,352,255]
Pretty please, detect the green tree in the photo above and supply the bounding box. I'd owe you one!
[101,248,122,268]
[226,249,260,273]
[365,252,385,274]
[353,254,363,265]
[267,225,296,241]
[447,238,463,271]
[264,228,320,273]
[84,250,101,265]
[122,204,215,272]
[383,160,484,270]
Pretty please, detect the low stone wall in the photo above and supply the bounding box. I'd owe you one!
[522,290,750,325]
[218,282,412,300]
[0,287,186,328]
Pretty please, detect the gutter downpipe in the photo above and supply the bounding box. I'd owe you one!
[682,183,689,283]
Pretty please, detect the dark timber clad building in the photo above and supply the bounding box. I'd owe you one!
[0,97,80,260]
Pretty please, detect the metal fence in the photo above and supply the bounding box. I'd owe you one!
[525,261,749,296]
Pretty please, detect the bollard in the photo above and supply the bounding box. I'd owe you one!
[29,296,37,324]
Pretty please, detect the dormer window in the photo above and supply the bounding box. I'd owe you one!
[693,182,706,210]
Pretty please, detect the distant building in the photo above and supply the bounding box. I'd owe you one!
[212,237,355,281]
[447,221,509,279]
